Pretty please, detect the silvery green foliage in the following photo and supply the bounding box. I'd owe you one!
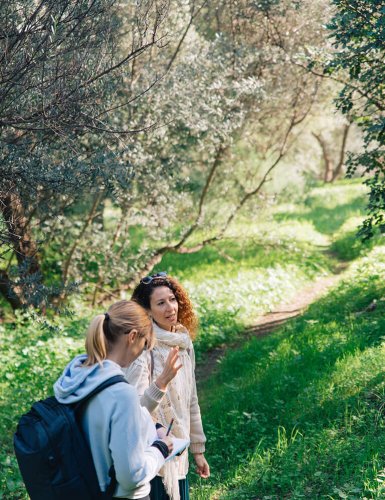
[325,0,385,239]
[89,0,327,280]
[0,0,169,203]
[0,0,170,307]
[58,0,330,298]
[0,0,330,306]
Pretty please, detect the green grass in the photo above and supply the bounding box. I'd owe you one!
[190,246,385,499]
[274,182,368,236]
[157,238,333,359]
[330,216,383,262]
[0,179,384,499]
[154,181,377,357]
[0,313,86,498]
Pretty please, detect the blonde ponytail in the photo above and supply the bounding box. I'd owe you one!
[84,315,108,366]
[84,300,153,367]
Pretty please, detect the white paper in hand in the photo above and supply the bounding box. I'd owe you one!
[165,437,190,462]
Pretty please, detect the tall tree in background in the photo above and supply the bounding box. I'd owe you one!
[0,0,169,308]
[43,0,331,303]
[312,121,351,183]
[108,0,327,289]
[0,0,335,309]
[326,0,385,239]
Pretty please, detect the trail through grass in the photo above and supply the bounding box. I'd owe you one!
[189,247,385,500]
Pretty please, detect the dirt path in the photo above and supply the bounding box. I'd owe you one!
[195,266,348,384]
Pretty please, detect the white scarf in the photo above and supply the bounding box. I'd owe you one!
[153,322,192,351]
[152,322,193,500]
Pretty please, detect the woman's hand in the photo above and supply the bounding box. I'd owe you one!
[193,453,210,478]
[171,323,187,333]
[155,346,182,391]
[160,436,174,455]
[156,426,167,440]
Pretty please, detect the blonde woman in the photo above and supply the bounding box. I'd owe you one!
[54,300,173,500]
[124,273,210,500]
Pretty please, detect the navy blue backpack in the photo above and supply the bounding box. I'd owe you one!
[14,375,128,500]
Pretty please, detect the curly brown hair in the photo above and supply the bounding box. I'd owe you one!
[131,275,198,339]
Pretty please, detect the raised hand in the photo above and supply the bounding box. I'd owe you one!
[155,346,182,391]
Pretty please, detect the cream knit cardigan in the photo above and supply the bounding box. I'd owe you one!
[122,322,206,498]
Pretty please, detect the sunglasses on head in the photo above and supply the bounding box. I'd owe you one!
[140,271,167,285]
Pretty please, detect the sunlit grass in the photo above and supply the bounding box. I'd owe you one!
[190,246,385,499]
[274,182,368,236]
[157,181,373,354]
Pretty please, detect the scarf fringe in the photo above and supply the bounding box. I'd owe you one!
[161,460,180,500]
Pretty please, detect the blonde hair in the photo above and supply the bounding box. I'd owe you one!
[84,300,153,366]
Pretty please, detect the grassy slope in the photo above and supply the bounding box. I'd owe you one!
[190,248,385,499]
[187,182,385,499]
[0,180,381,498]
[159,181,372,358]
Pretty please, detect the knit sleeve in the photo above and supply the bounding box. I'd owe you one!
[188,345,206,454]
[122,352,165,414]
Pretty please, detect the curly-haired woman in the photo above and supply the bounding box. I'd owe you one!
[123,273,210,500]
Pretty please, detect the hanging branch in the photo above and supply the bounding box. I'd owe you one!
[170,80,318,253]
[166,0,208,72]
[120,145,228,290]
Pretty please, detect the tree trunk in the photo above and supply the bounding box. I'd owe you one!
[332,123,351,181]
[0,191,41,309]
[312,132,334,183]
[0,270,23,309]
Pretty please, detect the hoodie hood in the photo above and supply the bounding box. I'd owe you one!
[53,354,124,404]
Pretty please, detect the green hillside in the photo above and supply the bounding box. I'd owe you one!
[1,181,384,499]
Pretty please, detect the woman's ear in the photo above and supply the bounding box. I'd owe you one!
[127,329,138,343]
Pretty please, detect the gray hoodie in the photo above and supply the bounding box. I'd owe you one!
[54,354,164,499]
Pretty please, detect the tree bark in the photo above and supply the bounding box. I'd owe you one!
[0,269,23,309]
[0,191,41,308]
[312,132,334,183]
[332,123,351,181]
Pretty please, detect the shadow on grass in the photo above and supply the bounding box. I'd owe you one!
[274,196,367,236]
[330,229,384,261]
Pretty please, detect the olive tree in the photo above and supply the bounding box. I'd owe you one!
[76,0,330,302]
[0,0,170,308]
[326,0,385,238]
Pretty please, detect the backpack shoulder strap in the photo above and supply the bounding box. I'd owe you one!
[74,374,128,498]
[87,375,128,401]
